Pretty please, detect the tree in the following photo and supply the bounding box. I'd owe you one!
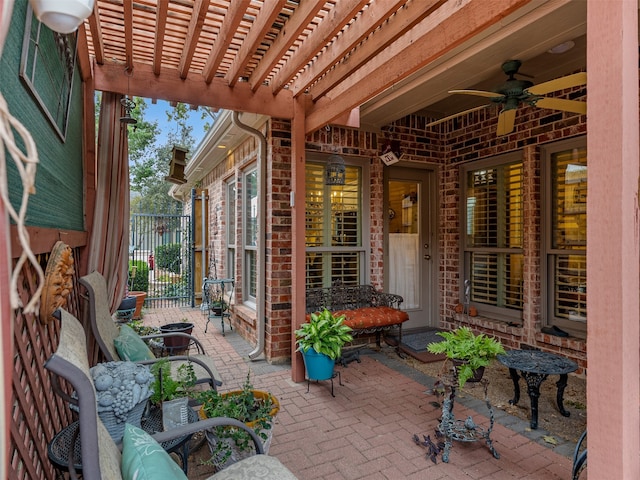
[129,101,204,214]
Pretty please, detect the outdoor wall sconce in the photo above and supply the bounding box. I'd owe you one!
[325,153,346,185]
[29,0,94,34]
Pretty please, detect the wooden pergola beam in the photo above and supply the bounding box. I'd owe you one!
[305,0,531,133]
[94,61,294,119]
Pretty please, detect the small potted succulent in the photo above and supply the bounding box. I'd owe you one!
[427,326,505,388]
[295,308,353,381]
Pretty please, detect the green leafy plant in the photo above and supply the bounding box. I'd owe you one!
[295,308,353,360]
[128,260,149,292]
[149,359,197,404]
[155,243,182,274]
[195,372,279,466]
[127,320,159,337]
[427,326,505,388]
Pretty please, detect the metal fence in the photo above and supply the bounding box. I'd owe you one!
[130,212,193,308]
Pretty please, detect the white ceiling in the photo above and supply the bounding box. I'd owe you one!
[359,0,588,130]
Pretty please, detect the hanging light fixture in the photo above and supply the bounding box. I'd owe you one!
[324,125,346,185]
[325,152,346,185]
[120,66,137,125]
[29,0,95,34]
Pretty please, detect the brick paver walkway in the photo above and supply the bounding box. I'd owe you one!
[143,306,576,479]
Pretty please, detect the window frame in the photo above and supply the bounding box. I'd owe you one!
[226,179,236,281]
[459,153,524,323]
[542,136,587,336]
[242,166,258,307]
[304,154,370,289]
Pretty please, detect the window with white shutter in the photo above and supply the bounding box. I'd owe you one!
[305,160,365,288]
[462,156,524,321]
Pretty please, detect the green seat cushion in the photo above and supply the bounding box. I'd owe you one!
[121,423,187,480]
[114,324,156,361]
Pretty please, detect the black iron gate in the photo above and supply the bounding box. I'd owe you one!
[129,213,193,308]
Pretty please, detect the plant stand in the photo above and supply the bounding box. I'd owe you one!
[438,375,500,463]
[202,278,234,335]
[306,370,343,397]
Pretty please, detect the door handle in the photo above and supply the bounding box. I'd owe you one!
[424,254,431,260]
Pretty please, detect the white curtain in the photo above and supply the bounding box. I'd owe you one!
[87,93,130,312]
[389,233,419,309]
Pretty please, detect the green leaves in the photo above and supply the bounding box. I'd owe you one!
[295,308,353,360]
[426,326,505,388]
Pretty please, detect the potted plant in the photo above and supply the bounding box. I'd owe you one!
[427,326,505,388]
[295,308,353,381]
[149,359,197,405]
[195,372,279,469]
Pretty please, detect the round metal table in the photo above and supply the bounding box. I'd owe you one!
[497,349,578,429]
[48,405,199,475]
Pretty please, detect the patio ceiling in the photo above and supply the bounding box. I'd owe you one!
[80,0,589,134]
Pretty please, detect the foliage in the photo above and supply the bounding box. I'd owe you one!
[295,308,353,360]
[155,243,182,274]
[129,102,204,215]
[162,276,189,299]
[196,372,278,465]
[128,260,149,292]
[427,326,505,388]
[149,359,197,405]
[127,320,159,337]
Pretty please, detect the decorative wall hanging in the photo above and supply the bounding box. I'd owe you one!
[40,241,75,324]
[20,5,77,141]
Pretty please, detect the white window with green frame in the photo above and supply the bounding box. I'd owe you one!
[543,137,587,335]
[461,154,524,322]
[243,168,258,306]
[305,157,368,288]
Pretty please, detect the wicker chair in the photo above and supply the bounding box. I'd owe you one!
[45,308,298,479]
[80,271,222,390]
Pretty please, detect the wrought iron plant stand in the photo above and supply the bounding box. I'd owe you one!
[438,374,500,463]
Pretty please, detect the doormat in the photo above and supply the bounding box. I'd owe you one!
[385,328,447,364]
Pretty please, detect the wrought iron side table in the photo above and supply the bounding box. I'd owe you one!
[497,349,578,429]
[438,374,500,463]
[202,278,235,335]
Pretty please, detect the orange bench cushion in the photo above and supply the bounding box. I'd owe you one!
[332,306,409,330]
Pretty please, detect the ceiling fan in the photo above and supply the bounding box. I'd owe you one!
[433,59,587,136]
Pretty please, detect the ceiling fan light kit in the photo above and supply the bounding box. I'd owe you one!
[444,60,587,136]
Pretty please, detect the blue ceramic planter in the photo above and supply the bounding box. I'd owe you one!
[301,349,335,381]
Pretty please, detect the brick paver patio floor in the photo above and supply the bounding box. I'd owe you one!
[143,306,576,479]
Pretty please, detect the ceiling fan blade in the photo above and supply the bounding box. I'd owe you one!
[534,97,587,115]
[526,72,587,95]
[496,109,516,136]
[449,89,504,100]
[425,105,491,127]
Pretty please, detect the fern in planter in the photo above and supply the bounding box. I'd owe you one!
[427,326,505,388]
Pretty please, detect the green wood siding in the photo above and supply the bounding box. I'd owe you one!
[0,1,84,231]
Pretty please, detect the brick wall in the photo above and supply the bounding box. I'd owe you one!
[202,95,588,371]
